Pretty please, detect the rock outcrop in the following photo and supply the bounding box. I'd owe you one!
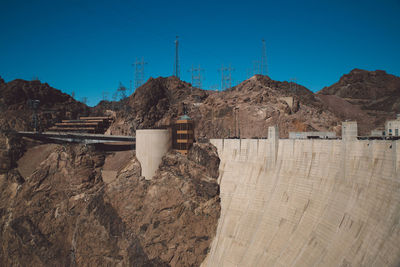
[318,68,400,134]
[0,142,220,266]
[108,75,341,138]
[0,79,88,132]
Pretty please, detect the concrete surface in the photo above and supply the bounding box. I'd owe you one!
[136,129,171,180]
[279,97,294,109]
[342,121,358,141]
[203,138,400,266]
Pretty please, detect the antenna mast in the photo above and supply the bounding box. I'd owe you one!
[174,36,180,78]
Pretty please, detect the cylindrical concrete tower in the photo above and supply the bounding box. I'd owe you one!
[136,129,171,180]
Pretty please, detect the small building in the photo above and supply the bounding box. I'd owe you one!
[289,131,336,139]
[385,115,400,136]
[342,121,358,141]
[172,115,194,154]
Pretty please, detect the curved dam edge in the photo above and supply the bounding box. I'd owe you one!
[202,138,400,266]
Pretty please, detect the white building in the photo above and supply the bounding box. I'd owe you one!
[385,115,400,136]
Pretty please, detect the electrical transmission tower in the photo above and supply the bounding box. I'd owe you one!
[189,64,204,88]
[219,64,234,90]
[173,36,180,78]
[261,39,268,76]
[132,57,147,90]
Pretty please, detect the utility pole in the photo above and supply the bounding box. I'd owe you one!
[261,39,268,76]
[219,64,234,90]
[132,57,147,90]
[174,36,180,78]
[189,64,203,88]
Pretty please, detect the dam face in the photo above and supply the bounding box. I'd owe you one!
[203,138,400,266]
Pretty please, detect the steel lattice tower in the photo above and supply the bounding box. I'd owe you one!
[174,36,180,78]
[219,64,234,90]
[189,64,203,88]
[261,39,268,76]
[132,57,147,90]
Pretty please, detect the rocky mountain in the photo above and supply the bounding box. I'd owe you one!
[108,75,342,138]
[319,69,400,101]
[0,79,88,132]
[318,69,400,134]
[0,76,221,266]
[0,141,220,266]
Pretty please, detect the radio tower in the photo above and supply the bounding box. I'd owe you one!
[189,64,203,88]
[261,39,268,76]
[132,57,147,90]
[174,36,180,78]
[219,64,234,90]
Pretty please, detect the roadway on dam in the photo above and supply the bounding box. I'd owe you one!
[203,138,400,266]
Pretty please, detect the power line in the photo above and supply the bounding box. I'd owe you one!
[189,64,204,88]
[132,57,147,90]
[174,36,180,78]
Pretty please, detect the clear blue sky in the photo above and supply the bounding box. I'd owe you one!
[1,0,399,106]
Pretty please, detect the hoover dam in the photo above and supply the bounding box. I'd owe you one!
[201,128,400,266]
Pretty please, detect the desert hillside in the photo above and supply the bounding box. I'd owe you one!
[318,69,400,134]
[0,78,88,132]
[108,75,342,138]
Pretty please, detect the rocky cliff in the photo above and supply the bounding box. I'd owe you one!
[0,142,220,266]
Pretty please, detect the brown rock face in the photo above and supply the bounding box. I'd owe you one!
[318,69,400,101]
[108,75,341,138]
[318,69,400,134]
[0,129,26,174]
[108,69,400,138]
[105,143,220,266]
[0,142,220,266]
[0,79,88,132]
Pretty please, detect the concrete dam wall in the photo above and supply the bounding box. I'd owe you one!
[203,138,400,266]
